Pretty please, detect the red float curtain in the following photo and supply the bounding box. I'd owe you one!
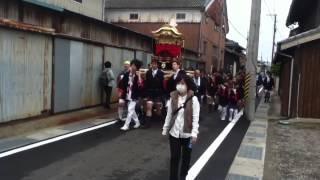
[155,44,181,58]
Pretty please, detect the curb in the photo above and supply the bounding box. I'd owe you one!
[226,101,269,180]
[0,105,118,139]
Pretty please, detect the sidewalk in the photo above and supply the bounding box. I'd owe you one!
[226,95,320,180]
[226,97,268,180]
[0,106,118,154]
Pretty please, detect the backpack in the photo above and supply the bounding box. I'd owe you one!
[99,70,109,87]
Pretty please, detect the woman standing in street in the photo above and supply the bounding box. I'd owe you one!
[162,75,200,180]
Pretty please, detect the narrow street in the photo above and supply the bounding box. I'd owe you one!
[0,106,250,180]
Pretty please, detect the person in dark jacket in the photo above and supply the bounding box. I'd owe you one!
[218,82,229,121]
[167,60,187,95]
[263,71,274,103]
[119,59,144,131]
[193,69,207,104]
[117,60,131,121]
[143,59,165,127]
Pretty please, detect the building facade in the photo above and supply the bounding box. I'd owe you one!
[0,0,153,123]
[276,0,320,119]
[224,39,246,76]
[105,0,229,73]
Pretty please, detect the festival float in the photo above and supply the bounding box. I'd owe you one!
[140,19,193,79]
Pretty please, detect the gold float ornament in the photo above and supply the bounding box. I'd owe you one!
[152,18,184,46]
[161,62,166,69]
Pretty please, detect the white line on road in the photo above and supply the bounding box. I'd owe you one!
[0,120,117,159]
[186,110,244,180]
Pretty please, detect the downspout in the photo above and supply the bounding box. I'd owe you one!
[297,74,301,119]
[102,0,106,21]
[288,57,294,117]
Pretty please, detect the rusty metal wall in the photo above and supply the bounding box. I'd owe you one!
[0,0,19,20]
[0,27,52,123]
[0,0,153,53]
[59,17,153,52]
[54,38,103,113]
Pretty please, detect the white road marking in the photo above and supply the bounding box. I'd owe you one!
[0,120,117,159]
[186,110,244,180]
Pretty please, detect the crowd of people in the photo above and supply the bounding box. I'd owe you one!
[100,58,248,180]
[100,58,248,130]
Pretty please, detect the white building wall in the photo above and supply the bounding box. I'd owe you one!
[106,9,202,23]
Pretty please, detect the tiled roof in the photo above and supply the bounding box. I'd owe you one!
[106,0,212,9]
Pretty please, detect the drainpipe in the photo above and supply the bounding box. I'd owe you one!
[297,74,301,119]
[288,57,294,117]
[102,0,106,21]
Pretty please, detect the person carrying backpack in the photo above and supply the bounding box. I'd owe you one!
[100,61,115,109]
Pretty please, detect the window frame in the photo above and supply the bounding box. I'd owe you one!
[129,13,139,20]
[176,13,186,20]
[73,0,83,3]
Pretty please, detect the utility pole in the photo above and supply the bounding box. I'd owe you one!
[217,0,225,70]
[245,0,261,121]
[268,14,277,63]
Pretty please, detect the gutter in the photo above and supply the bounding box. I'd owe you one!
[22,0,64,12]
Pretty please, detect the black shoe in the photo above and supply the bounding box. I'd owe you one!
[115,119,124,125]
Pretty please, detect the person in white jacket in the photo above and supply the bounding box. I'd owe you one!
[162,75,200,180]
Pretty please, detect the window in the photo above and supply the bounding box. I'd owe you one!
[73,0,82,3]
[176,13,186,20]
[214,24,220,32]
[130,13,139,20]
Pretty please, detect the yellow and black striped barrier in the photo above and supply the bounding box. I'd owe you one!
[244,73,251,99]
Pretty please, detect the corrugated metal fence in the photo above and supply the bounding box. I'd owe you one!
[0,27,52,122]
[0,30,152,123]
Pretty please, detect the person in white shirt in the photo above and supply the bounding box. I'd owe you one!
[118,59,144,131]
[162,75,200,180]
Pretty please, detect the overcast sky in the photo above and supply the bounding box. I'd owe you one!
[226,0,293,63]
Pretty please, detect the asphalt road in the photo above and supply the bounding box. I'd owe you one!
[0,106,250,180]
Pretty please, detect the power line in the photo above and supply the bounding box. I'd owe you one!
[263,0,274,22]
[228,19,248,41]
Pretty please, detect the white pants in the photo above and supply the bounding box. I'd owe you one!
[123,101,140,127]
[219,105,227,120]
[228,108,238,121]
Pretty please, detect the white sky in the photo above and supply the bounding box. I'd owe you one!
[226,0,293,63]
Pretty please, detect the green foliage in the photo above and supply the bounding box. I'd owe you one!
[271,63,281,76]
